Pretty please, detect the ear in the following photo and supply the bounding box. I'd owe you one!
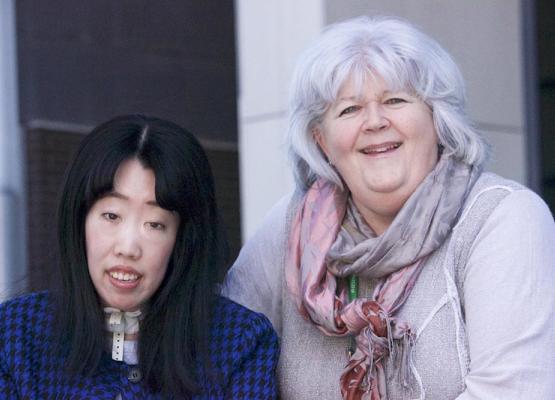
[312,126,330,160]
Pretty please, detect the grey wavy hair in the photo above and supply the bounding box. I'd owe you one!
[287,16,489,190]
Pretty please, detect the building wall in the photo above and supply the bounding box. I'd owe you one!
[236,0,323,239]
[16,1,238,144]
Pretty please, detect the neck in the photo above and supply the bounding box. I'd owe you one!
[106,331,139,340]
[352,194,406,235]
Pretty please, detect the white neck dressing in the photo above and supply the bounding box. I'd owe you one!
[104,307,142,364]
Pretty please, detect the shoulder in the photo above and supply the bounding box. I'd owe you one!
[0,292,53,336]
[0,291,51,310]
[226,192,293,268]
[463,172,523,208]
[473,181,553,246]
[453,172,554,279]
[245,192,295,244]
[211,296,278,344]
[451,172,553,279]
[221,193,298,330]
[0,292,55,377]
[209,296,279,369]
[203,297,279,398]
[456,172,551,231]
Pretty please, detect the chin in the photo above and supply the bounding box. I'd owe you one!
[372,183,403,193]
[359,172,401,191]
[104,298,140,312]
[363,180,404,195]
[119,303,141,312]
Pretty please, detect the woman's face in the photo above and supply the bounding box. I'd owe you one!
[85,158,180,311]
[315,74,439,234]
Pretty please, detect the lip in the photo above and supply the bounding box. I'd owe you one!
[107,266,142,290]
[359,141,402,156]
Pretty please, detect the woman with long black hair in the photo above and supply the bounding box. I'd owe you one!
[0,115,279,399]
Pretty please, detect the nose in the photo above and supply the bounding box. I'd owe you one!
[113,223,142,260]
[362,101,389,132]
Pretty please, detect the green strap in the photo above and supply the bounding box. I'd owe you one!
[348,275,359,301]
[347,275,358,357]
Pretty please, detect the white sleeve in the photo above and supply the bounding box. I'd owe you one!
[456,189,555,399]
[221,194,292,334]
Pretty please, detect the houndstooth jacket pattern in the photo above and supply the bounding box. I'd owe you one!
[0,292,279,399]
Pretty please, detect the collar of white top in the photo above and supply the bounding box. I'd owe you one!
[104,308,142,362]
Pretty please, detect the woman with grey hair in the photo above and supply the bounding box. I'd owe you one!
[223,16,555,399]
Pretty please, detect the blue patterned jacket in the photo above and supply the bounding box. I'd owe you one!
[0,292,279,399]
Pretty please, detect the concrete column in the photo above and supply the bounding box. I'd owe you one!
[0,0,27,300]
[236,0,324,240]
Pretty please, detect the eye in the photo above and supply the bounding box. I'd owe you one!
[384,97,407,105]
[102,212,119,222]
[338,105,361,117]
[146,222,166,231]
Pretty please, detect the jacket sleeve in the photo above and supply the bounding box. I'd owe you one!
[456,189,555,399]
[0,352,18,399]
[0,301,18,399]
[225,312,280,400]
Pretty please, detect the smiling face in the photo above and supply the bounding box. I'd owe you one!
[314,74,439,234]
[85,158,180,311]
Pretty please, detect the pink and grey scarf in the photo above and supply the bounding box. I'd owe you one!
[286,155,480,399]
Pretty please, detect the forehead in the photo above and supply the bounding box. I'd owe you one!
[106,158,157,203]
[335,72,408,101]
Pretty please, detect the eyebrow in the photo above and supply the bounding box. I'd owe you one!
[337,89,406,102]
[105,191,159,206]
[336,95,360,102]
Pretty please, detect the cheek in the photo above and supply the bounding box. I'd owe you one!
[318,121,355,157]
[325,137,353,166]
[404,115,437,154]
[84,221,97,262]
[85,223,111,268]
[412,136,439,179]
[85,239,105,276]
[163,238,176,263]
[152,237,177,273]
[418,129,439,159]
[417,112,436,142]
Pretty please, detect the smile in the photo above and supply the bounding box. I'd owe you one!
[360,142,401,154]
[109,271,139,282]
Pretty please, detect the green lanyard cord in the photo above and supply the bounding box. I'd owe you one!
[348,275,359,301]
[347,275,359,357]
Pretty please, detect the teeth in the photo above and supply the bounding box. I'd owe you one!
[109,271,139,281]
[362,143,400,154]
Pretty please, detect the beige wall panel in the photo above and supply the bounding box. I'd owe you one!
[483,129,526,184]
[237,0,323,240]
[239,117,294,239]
[237,0,323,119]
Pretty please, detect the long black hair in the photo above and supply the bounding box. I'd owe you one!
[53,114,227,397]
